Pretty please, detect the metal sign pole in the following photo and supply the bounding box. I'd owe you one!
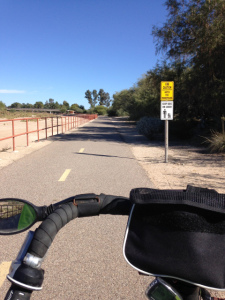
[160,81,174,164]
[165,120,169,163]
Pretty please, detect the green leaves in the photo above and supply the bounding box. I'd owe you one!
[0,101,6,111]
[84,89,111,108]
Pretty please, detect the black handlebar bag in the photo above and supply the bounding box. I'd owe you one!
[123,186,225,290]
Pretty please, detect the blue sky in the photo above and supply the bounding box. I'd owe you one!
[0,0,167,109]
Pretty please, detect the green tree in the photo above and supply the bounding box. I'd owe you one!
[153,0,225,62]
[70,103,84,113]
[21,103,34,108]
[63,100,70,109]
[60,105,67,113]
[54,101,60,109]
[70,103,79,111]
[111,89,135,117]
[34,101,44,109]
[10,102,22,108]
[85,89,111,108]
[98,89,110,106]
[0,101,6,110]
[152,0,225,118]
[85,90,93,107]
[92,90,98,107]
[44,99,59,109]
[94,105,108,115]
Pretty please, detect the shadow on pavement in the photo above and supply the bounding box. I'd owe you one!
[75,152,136,160]
[49,116,150,146]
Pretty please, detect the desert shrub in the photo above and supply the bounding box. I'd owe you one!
[116,108,129,117]
[204,131,225,153]
[87,108,95,114]
[107,107,129,117]
[0,101,6,111]
[60,106,67,113]
[94,105,108,115]
[74,107,83,113]
[107,107,117,116]
[137,117,163,139]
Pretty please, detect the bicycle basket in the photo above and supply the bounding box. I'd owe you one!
[123,185,225,290]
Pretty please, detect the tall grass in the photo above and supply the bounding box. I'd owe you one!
[204,131,225,153]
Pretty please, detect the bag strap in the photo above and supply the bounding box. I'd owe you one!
[130,185,225,213]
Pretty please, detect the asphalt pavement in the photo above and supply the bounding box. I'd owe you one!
[0,116,154,299]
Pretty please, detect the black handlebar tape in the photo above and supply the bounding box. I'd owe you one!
[99,195,132,215]
[4,285,32,300]
[27,202,78,258]
[75,194,131,217]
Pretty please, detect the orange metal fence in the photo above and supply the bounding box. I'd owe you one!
[0,114,97,151]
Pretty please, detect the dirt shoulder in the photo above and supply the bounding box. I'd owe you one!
[132,142,225,193]
[0,139,52,169]
[114,117,225,193]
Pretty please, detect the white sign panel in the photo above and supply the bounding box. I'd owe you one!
[160,101,174,120]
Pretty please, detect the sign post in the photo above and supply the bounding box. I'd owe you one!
[160,81,174,163]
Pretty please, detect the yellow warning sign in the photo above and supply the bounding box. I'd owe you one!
[160,81,174,101]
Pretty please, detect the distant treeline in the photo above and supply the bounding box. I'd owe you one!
[0,99,85,114]
[0,88,112,115]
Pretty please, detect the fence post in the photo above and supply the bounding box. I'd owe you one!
[12,120,15,151]
[37,118,40,141]
[26,119,29,147]
[45,117,48,139]
[51,117,53,136]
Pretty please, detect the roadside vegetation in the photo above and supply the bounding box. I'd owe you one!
[109,0,225,152]
[204,131,225,153]
[0,110,53,120]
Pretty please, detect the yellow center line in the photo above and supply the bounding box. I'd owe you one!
[79,148,85,153]
[58,169,71,182]
[0,261,11,288]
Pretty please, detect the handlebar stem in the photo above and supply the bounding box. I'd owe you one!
[7,263,44,291]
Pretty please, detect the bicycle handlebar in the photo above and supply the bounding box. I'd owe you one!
[28,202,78,258]
[4,194,130,300]
[28,194,130,258]
[4,193,215,300]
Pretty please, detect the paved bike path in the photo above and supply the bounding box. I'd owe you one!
[0,116,154,299]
